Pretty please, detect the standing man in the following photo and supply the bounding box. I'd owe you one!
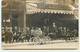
[43,26,47,36]
[26,27,31,42]
[52,23,57,39]
[57,27,62,39]
[13,26,18,42]
[5,29,13,43]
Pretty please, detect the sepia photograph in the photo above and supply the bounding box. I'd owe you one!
[1,0,79,50]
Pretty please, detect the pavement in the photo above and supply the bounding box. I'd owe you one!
[1,39,79,50]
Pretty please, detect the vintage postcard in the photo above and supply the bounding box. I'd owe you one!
[1,0,79,50]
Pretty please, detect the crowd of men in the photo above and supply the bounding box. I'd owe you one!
[2,23,78,43]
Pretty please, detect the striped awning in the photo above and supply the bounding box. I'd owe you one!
[27,9,73,14]
[26,3,74,14]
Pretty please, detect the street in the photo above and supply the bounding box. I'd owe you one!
[2,40,79,50]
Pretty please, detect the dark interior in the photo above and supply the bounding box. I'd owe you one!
[26,12,78,30]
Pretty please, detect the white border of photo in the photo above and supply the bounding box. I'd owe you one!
[0,0,80,52]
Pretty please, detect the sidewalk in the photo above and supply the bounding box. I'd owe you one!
[2,39,78,47]
[2,39,79,50]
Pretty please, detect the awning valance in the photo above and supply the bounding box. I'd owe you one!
[26,3,74,14]
[27,9,73,14]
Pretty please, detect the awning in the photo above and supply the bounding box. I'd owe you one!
[27,9,73,14]
[26,3,74,14]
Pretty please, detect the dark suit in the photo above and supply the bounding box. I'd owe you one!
[5,30,13,43]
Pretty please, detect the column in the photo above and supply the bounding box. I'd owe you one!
[24,1,26,34]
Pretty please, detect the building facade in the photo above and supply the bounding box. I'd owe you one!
[2,0,26,33]
[2,0,78,32]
